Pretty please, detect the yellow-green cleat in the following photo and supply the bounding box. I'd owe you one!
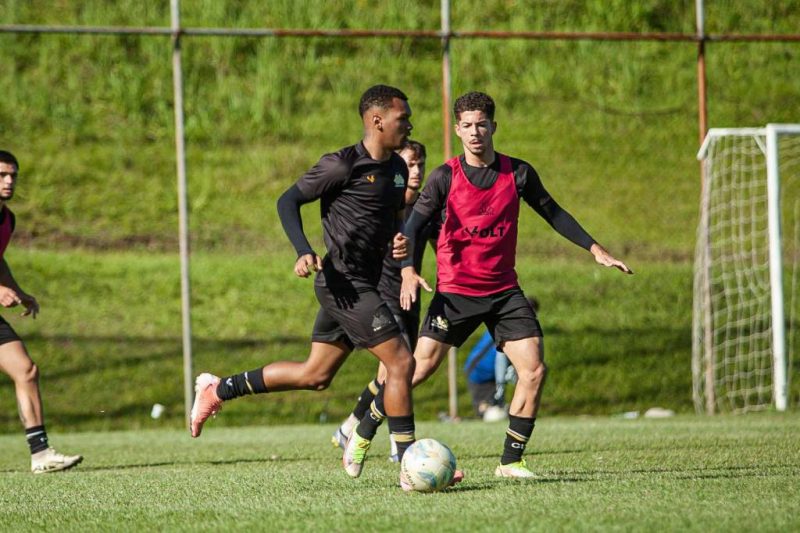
[495,458,536,478]
[342,428,372,478]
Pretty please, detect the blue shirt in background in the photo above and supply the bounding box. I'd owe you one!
[464,331,497,384]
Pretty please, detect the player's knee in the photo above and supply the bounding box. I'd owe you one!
[18,362,39,385]
[386,353,415,381]
[397,353,415,380]
[307,375,333,391]
[302,368,335,391]
[412,357,435,384]
[518,361,546,387]
[536,360,548,382]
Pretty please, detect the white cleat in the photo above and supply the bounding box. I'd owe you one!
[31,447,83,474]
[388,433,399,462]
[331,427,349,450]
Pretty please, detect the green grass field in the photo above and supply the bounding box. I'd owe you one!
[1,414,798,531]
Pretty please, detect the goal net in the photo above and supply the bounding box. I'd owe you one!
[693,125,800,414]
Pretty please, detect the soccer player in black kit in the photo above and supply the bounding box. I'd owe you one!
[330,140,434,461]
[189,85,420,486]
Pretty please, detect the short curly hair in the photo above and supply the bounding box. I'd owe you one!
[359,85,408,117]
[0,150,19,169]
[453,91,495,121]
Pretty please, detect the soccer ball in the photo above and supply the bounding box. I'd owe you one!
[400,438,457,492]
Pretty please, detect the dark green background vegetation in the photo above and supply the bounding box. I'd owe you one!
[0,1,798,431]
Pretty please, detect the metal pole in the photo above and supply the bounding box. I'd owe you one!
[171,0,194,428]
[766,124,787,411]
[441,0,452,161]
[696,0,708,146]
[696,0,715,414]
[441,0,458,420]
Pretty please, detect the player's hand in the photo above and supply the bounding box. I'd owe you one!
[19,293,39,319]
[294,253,323,278]
[0,286,22,308]
[400,267,432,311]
[392,233,408,260]
[591,244,633,274]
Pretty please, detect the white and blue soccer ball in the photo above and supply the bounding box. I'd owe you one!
[400,438,457,492]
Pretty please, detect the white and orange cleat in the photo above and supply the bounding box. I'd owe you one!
[190,373,223,438]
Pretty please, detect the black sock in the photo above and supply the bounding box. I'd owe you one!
[216,368,268,401]
[356,386,386,440]
[352,379,380,420]
[500,415,536,465]
[26,425,49,455]
[387,414,415,460]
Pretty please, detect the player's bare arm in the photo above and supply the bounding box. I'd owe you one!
[392,232,408,260]
[0,258,38,316]
[590,243,632,274]
[400,265,431,311]
[294,253,323,278]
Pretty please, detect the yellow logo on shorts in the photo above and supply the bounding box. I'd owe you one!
[365,175,376,183]
[431,315,449,332]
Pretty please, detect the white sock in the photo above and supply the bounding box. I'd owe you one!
[340,413,358,436]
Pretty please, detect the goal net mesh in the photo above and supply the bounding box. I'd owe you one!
[693,129,800,413]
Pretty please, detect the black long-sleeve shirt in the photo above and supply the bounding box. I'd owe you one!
[277,142,408,286]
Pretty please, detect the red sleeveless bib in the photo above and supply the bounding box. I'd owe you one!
[0,206,13,260]
[435,155,519,296]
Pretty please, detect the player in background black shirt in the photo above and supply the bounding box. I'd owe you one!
[189,86,429,488]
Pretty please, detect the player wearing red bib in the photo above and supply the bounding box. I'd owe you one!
[0,150,83,474]
[344,92,631,478]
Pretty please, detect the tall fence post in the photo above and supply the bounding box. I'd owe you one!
[441,0,458,421]
[696,0,708,146]
[170,0,194,428]
[695,0,715,414]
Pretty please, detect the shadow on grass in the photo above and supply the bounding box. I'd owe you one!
[61,455,312,473]
[548,463,799,481]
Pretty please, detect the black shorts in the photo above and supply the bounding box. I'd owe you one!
[0,316,21,346]
[381,286,421,351]
[420,287,542,348]
[312,276,401,349]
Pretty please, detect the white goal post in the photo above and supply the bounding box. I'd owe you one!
[693,124,800,414]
